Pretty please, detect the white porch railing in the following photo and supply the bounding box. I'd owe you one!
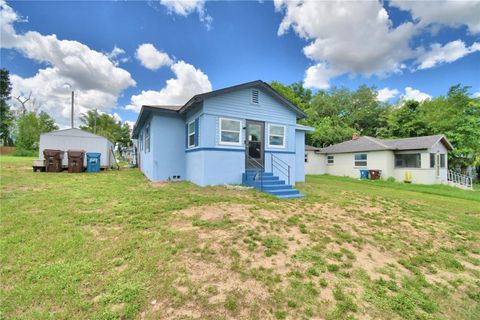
[447,170,473,190]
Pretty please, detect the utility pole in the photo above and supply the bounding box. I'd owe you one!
[71,90,74,128]
[94,108,98,134]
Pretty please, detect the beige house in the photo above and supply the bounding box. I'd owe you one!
[305,135,454,185]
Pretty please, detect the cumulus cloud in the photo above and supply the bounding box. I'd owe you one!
[401,87,431,102]
[274,0,416,88]
[473,92,480,98]
[135,43,173,70]
[274,0,480,89]
[126,60,212,113]
[377,88,400,102]
[0,0,135,127]
[416,40,480,70]
[390,0,480,35]
[159,0,212,29]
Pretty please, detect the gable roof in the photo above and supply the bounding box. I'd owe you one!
[318,134,453,154]
[132,80,306,138]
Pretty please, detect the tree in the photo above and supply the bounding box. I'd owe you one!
[0,68,14,146]
[386,100,429,138]
[80,110,131,148]
[15,111,59,150]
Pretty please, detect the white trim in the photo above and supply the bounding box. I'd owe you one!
[327,155,334,165]
[219,117,242,146]
[187,120,196,148]
[267,124,286,148]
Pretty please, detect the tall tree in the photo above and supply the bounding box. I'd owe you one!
[80,110,131,148]
[16,111,58,150]
[0,69,14,146]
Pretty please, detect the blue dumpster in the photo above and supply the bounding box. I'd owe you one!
[86,153,101,172]
[360,169,369,179]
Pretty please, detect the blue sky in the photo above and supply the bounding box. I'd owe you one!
[1,0,479,127]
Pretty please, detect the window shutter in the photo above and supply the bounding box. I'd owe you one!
[194,118,199,146]
[185,124,188,148]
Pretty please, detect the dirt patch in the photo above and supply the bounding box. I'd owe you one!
[174,203,254,221]
[347,243,407,280]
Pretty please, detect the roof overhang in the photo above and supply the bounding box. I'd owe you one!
[437,135,454,151]
[131,105,179,138]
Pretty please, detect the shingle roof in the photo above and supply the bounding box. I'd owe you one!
[305,145,320,151]
[142,105,182,112]
[317,135,453,154]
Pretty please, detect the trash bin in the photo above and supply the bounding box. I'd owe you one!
[43,149,64,172]
[360,169,369,179]
[67,150,85,173]
[86,152,101,172]
[368,170,381,180]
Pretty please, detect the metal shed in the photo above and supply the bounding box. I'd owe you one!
[39,128,114,168]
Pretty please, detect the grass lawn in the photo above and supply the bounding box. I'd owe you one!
[1,155,479,319]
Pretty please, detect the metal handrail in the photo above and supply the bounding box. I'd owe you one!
[271,154,290,185]
[447,170,473,190]
[246,154,264,191]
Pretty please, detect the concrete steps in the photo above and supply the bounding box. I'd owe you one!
[243,170,304,199]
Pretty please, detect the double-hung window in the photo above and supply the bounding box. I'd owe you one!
[268,124,285,148]
[219,118,241,145]
[354,153,367,167]
[327,155,334,164]
[188,121,196,148]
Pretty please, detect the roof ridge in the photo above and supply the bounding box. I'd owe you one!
[363,136,390,149]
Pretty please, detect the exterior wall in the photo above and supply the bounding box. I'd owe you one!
[295,131,306,182]
[429,141,449,183]
[324,151,394,179]
[314,149,448,185]
[138,86,306,186]
[39,130,113,167]
[184,86,301,185]
[138,113,185,182]
[305,151,326,174]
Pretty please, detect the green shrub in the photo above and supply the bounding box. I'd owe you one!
[12,148,37,157]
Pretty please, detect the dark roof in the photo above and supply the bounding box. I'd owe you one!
[318,135,453,154]
[132,80,306,138]
[142,105,182,112]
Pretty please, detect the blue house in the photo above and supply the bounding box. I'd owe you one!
[131,80,312,198]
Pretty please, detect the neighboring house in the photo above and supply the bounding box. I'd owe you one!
[131,80,313,198]
[305,134,454,185]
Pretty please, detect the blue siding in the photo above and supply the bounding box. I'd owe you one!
[136,85,307,187]
[295,130,306,182]
[203,87,297,125]
[139,113,185,182]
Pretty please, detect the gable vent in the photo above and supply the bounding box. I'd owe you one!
[251,89,259,104]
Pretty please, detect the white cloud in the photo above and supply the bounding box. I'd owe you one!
[401,87,431,102]
[126,60,212,113]
[159,0,212,29]
[390,0,480,35]
[377,88,400,102]
[274,0,416,88]
[135,43,173,70]
[416,40,480,70]
[0,0,136,127]
[473,92,480,98]
[107,45,129,66]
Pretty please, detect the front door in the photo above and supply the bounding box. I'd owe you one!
[246,120,265,169]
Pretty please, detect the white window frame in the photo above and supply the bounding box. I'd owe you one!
[187,120,196,148]
[354,153,368,167]
[219,117,242,146]
[267,124,286,148]
[145,123,150,153]
[327,155,334,165]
